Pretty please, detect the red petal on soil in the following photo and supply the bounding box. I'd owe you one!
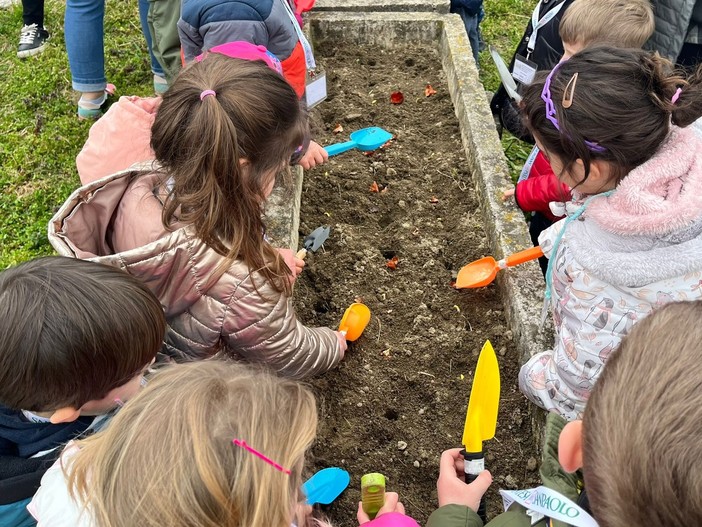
[386,256,399,270]
[390,91,404,104]
[424,84,437,97]
[429,196,439,203]
[333,123,344,134]
[369,181,380,192]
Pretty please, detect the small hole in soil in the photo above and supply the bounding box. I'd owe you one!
[314,300,330,314]
[405,58,415,67]
[367,58,377,66]
[380,249,396,259]
[384,408,399,420]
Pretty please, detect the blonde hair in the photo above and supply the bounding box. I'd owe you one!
[583,301,702,526]
[67,360,318,527]
[559,0,655,48]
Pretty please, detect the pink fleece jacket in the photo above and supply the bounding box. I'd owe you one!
[76,96,160,185]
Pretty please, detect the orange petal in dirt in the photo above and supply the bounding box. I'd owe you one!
[369,181,380,192]
[386,256,399,270]
[424,84,437,97]
[333,123,344,134]
[390,91,404,104]
[429,196,439,203]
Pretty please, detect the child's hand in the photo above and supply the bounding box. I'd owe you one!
[298,140,329,170]
[357,492,406,524]
[277,248,305,280]
[335,331,348,359]
[502,187,515,201]
[437,448,492,510]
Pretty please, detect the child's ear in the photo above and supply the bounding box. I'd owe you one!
[49,407,81,424]
[558,420,584,473]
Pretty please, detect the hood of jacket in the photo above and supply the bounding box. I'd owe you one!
[565,126,702,287]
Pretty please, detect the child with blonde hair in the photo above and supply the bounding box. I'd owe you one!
[49,55,346,378]
[517,46,702,419]
[29,360,419,527]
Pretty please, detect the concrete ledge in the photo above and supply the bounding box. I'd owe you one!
[265,165,304,250]
[313,0,449,14]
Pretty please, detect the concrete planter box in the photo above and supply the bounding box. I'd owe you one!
[308,11,550,367]
[267,11,550,442]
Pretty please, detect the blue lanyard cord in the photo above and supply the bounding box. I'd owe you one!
[544,190,615,302]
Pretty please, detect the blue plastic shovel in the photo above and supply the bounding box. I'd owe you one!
[324,127,393,156]
[303,467,351,505]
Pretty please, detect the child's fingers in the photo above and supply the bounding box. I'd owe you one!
[502,187,515,201]
[357,501,371,524]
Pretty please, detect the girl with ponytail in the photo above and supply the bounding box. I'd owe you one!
[517,46,702,420]
[49,55,346,377]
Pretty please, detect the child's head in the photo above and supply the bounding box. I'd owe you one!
[151,55,308,292]
[68,360,318,527]
[0,257,165,422]
[557,301,702,525]
[521,46,702,194]
[559,0,655,59]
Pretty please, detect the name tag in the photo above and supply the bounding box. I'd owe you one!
[306,70,327,108]
[512,54,538,85]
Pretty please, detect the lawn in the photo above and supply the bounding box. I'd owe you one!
[0,0,533,268]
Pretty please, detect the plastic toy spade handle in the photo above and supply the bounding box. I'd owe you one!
[296,248,308,260]
[324,140,356,156]
[504,246,544,267]
[462,449,487,524]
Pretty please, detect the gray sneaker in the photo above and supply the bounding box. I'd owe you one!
[18,24,50,59]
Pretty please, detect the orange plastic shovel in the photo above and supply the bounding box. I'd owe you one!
[455,246,543,289]
[338,303,371,341]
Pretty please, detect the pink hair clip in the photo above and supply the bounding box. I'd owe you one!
[232,439,291,475]
[200,89,216,101]
[672,87,683,105]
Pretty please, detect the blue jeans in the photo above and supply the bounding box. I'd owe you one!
[64,0,164,92]
[455,6,480,64]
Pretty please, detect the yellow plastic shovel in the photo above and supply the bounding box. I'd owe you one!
[461,340,500,523]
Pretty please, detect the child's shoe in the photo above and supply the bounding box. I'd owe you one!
[17,24,50,58]
[77,84,116,120]
[153,74,168,96]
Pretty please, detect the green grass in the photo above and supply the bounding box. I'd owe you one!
[0,0,156,268]
[0,0,532,269]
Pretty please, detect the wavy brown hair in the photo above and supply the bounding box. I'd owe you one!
[67,360,319,527]
[150,56,308,294]
[521,46,702,188]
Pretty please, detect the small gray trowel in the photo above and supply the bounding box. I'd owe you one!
[296,226,331,259]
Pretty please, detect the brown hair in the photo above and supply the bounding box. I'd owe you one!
[559,0,655,48]
[583,301,702,526]
[68,360,319,527]
[151,55,308,295]
[521,46,702,188]
[0,257,165,412]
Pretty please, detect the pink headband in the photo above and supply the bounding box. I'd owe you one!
[200,89,216,100]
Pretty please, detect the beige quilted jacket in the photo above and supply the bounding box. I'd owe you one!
[48,168,341,379]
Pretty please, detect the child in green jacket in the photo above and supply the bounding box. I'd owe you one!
[428,300,702,526]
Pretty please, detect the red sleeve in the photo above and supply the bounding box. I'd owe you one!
[514,152,571,219]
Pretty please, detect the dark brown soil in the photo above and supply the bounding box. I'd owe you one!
[295,43,538,526]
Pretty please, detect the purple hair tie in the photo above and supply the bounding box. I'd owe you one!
[672,87,682,105]
[200,89,216,101]
[541,62,606,153]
